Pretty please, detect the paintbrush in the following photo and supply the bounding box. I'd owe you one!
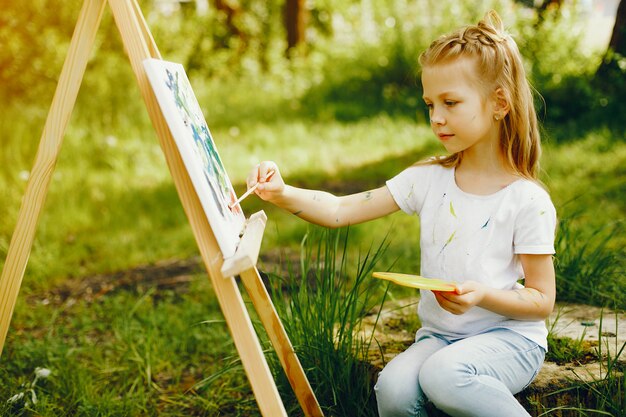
[229,170,275,209]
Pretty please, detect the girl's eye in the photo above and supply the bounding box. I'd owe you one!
[444,100,457,106]
[424,102,433,109]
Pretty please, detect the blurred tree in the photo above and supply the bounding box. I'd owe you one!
[536,0,564,14]
[513,0,563,12]
[535,0,563,24]
[213,0,248,52]
[594,0,625,129]
[598,0,625,74]
[285,0,308,54]
[512,0,564,23]
[0,0,81,104]
[181,0,282,75]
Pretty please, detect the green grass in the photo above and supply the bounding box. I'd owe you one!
[0,278,260,416]
[545,308,593,365]
[265,227,391,417]
[542,313,626,416]
[0,227,394,417]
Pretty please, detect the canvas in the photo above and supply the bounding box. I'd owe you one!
[143,58,245,258]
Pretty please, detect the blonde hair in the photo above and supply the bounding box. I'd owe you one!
[418,10,541,180]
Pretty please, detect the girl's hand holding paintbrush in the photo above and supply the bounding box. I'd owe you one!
[241,162,284,204]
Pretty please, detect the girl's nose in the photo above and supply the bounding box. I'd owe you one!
[430,112,444,125]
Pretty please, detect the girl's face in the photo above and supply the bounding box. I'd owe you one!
[421,58,499,157]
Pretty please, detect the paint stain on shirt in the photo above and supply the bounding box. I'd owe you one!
[440,230,456,254]
[449,201,457,218]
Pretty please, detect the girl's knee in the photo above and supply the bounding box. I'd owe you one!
[375,366,425,417]
[419,356,464,404]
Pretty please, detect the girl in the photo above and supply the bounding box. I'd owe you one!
[246,10,556,417]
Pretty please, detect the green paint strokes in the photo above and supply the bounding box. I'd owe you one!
[449,201,457,218]
[439,230,456,254]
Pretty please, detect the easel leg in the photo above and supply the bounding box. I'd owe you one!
[240,268,324,417]
[0,0,107,357]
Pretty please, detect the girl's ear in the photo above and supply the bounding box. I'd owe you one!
[493,87,510,119]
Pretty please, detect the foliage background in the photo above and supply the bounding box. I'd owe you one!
[0,0,624,415]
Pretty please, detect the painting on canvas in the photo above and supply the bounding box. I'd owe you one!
[143,58,245,258]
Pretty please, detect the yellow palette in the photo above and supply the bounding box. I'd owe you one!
[373,272,458,292]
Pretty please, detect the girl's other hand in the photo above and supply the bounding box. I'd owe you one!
[247,161,285,202]
[433,281,486,315]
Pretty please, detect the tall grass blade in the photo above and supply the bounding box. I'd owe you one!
[265,227,389,417]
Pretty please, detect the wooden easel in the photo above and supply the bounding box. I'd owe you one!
[0,1,323,416]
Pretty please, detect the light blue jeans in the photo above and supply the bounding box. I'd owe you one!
[374,328,545,417]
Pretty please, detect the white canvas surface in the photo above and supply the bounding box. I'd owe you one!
[143,58,245,258]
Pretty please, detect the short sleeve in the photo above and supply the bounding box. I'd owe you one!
[385,164,434,216]
[513,188,557,255]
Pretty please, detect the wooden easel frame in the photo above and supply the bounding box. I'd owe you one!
[0,1,323,416]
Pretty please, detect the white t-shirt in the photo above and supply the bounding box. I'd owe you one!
[386,163,557,349]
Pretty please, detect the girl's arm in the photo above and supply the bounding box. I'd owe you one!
[434,254,555,320]
[247,161,400,228]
